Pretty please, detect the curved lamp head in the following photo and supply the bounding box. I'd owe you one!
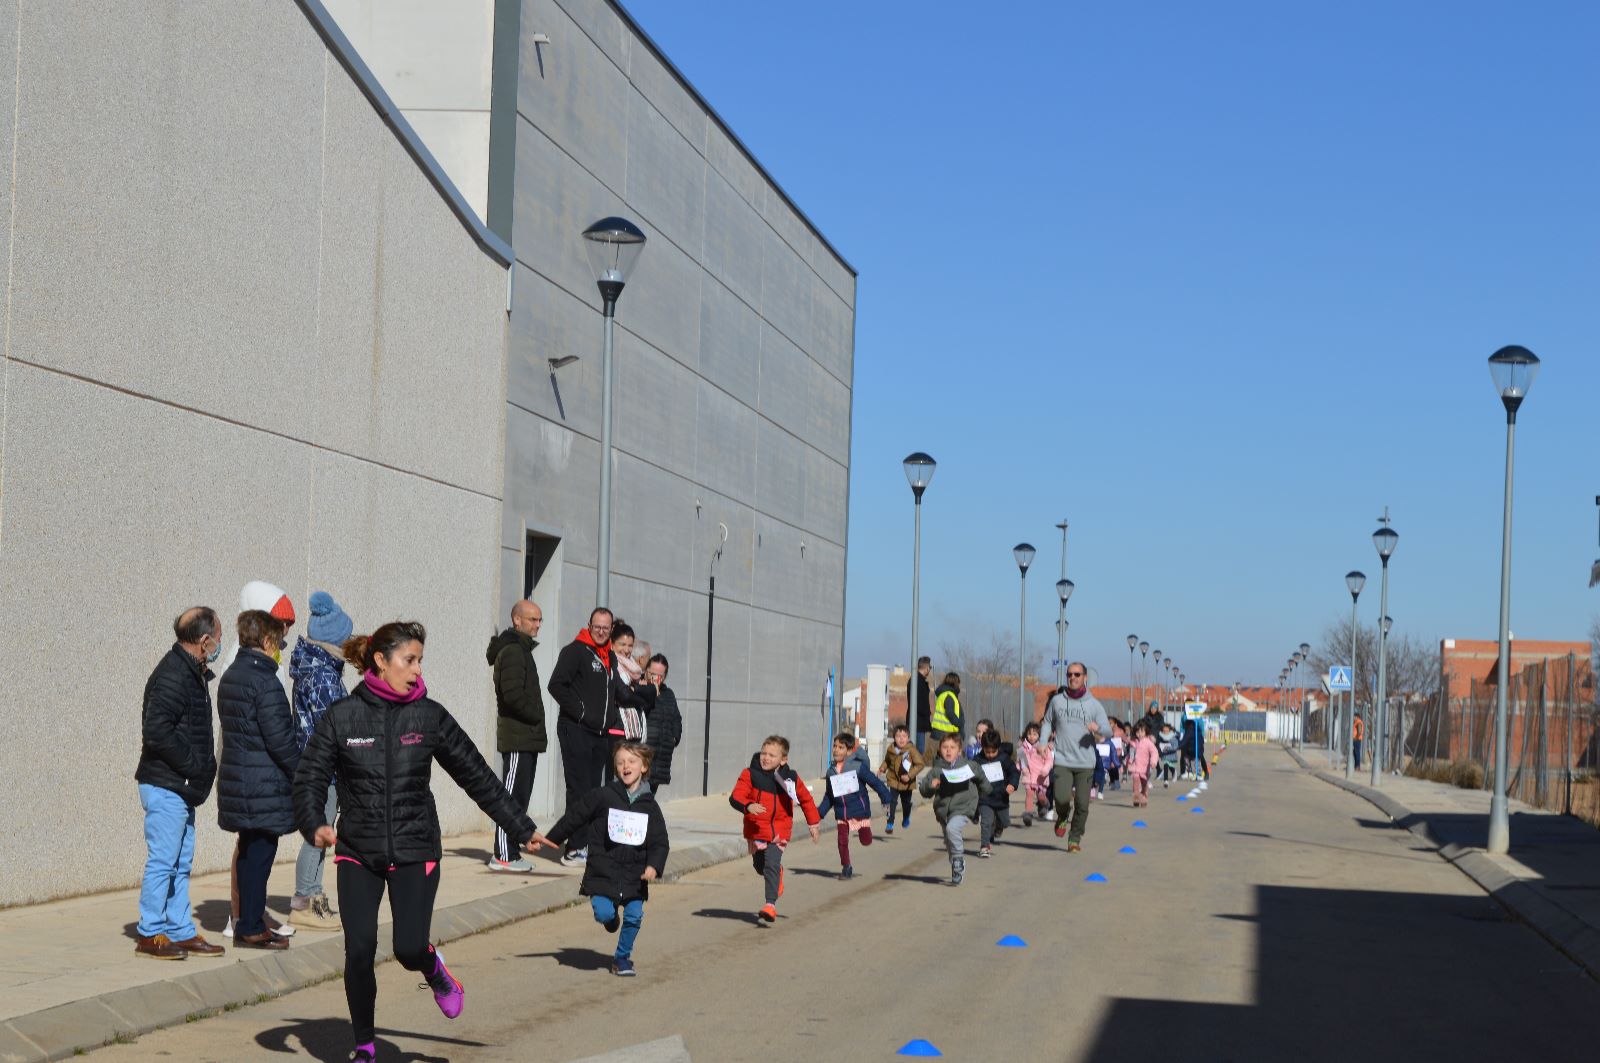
[1014,543,1036,575]
[1152,650,1162,664]
[1373,526,1399,562]
[1138,641,1149,656]
[1056,578,1074,604]
[902,452,936,499]
[582,217,646,309]
[1346,570,1367,599]
[1127,634,1139,650]
[1380,615,1393,635]
[1299,642,1312,658]
[1488,344,1539,416]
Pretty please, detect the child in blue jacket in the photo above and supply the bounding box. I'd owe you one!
[816,732,893,879]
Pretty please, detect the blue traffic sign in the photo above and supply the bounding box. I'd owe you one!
[1329,666,1353,691]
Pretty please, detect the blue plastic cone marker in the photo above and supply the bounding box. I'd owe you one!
[1176,795,1188,802]
[1119,846,1137,854]
[1084,872,1108,882]
[1132,820,1149,828]
[1191,806,1205,814]
[996,934,1028,948]
[897,1040,944,1057]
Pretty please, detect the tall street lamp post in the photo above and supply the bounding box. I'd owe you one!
[1138,641,1149,715]
[1487,345,1539,854]
[581,217,647,607]
[904,452,936,750]
[1345,571,1365,778]
[1014,543,1036,739]
[1370,515,1398,787]
[1127,635,1139,719]
[1056,577,1074,689]
[1299,642,1312,744]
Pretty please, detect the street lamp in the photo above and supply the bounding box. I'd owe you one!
[1055,577,1074,689]
[1138,641,1149,716]
[904,452,936,750]
[1127,635,1139,719]
[1370,514,1398,787]
[1486,345,1539,854]
[1344,571,1365,778]
[1014,543,1036,738]
[1298,641,1312,744]
[582,216,647,606]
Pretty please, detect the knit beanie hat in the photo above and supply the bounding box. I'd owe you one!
[240,580,296,624]
[307,591,353,646]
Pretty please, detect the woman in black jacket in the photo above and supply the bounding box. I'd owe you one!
[217,610,298,950]
[293,621,554,1063]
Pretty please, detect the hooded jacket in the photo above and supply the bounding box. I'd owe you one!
[217,648,301,835]
[545,778,669,903]
[486,628,547,753]
[1040,689,1112,769]
[293,681,535,867]
[918,752,993,821]
[730,753,820,843]
[289,638,348,755]
[1129,735,1159,776]
[135,644,218,806]
[816,756,893,822]
[1018,738,1052,792]
[878,742,927,792]
[547,629,619,735]
[636,682,683,784]
[974,747,1020,810]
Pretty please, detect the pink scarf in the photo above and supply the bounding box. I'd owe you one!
[364,670,428,704]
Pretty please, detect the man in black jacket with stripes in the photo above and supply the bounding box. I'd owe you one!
[485,599,547,872]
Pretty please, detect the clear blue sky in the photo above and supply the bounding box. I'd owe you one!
[631,1,1600,687]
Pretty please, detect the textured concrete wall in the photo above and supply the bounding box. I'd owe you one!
[500,0,856,816]
[0,2,508,906]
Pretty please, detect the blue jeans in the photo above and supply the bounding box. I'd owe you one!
[294,783,337,899]
[137,784,197,940]
[590,896,644,959]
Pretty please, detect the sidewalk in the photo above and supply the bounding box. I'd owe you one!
[1284,744,1600,980]
[0,789,754,1063]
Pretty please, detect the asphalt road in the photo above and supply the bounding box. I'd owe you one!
[90,746,1600,1062]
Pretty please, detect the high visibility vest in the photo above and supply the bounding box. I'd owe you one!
[932,689,961,732]
[1352,717,1364,740]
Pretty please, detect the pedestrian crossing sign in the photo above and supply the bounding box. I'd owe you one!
[1329,666,1353,691]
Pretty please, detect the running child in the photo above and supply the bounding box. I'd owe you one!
[1128,720,1158,808]
[542,741,668,976]
[919,732,993,885]
[963,718,994,761]
[817,732,893,879]
[974,729,1019,857]
[1157,721,1180,787]
[879,724,925,834]
[1017,721,1052,826]
[730,735,821,923]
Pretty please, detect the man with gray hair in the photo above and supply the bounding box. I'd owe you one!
[1039,661,1109,852]
[484,600,547,872]
[134,607,225,959]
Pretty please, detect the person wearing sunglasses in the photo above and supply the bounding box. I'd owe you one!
[1038,663,1109,851]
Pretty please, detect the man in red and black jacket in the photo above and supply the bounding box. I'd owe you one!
[546,607,619,865]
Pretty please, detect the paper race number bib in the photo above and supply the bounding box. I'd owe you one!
[829,771,860,797]
[900,755,912,773]
[784,779,797,801]
[606,808,649,847]
[942,764,974,783]
[980,761,1005,783]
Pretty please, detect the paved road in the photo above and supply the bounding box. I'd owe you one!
[91,747,1600,1062]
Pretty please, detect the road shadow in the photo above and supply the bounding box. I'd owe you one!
[999,840,1062,852]
[692,907,759,923]
[787,867,840,878]
[881,873,947,885]
[517,947,615,971]
[254,1018,481,1062]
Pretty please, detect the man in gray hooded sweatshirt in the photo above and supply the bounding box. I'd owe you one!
[1039,661,1109,850]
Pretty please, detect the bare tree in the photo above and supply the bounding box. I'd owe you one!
[936,631,1048,733]
[1306,616,1439,711]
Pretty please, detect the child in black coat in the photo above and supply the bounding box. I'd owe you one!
[974,729,1019,857]
[544,742,670,976]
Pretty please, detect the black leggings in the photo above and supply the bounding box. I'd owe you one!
[887,790,913,819]
[338,860,441,1044]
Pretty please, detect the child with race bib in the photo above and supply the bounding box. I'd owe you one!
[919,732,993,885]
[816,731,893,879]
[974,728,1019,857]
[543,741,669,976]
[1018,721,1053,826]
[730,735,820,923]
[878,724,926,834]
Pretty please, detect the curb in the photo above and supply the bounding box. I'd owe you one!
[1280,744,1600,982]
[0,835,749,1063]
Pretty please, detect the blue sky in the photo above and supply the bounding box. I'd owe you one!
[632,1,1600,686]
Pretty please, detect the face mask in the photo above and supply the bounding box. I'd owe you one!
[205,641,221,664]
[271,647,283,665]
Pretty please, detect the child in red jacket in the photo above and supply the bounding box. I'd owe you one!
[729,735,820,924]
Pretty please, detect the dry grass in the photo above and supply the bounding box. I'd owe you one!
[1407,758,1485,790]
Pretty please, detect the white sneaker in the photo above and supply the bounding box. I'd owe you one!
[486,858,534,873]
[224,914,295,937]
[1043,808,1057,821]
[559,848,588,868]
[223,916,233,939]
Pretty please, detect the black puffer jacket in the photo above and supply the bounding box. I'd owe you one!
[217,649,300,834]
[547,634,619,734]
[638,684,683,784]
[486,628,547,753]
[135,644,218,806]
[545,779,668,903]
[293,682,535,867]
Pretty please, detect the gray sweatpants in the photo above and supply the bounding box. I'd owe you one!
[941,814,971,865]
[979,804,1010,847]
[293,784,336,900]
[751,842,786,904]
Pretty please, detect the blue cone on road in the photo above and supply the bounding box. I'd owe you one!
[1132,820,1148,828]
[996,934,1027,947]
[1191,807,1205,814]
[1085,872,1107,882]
[1119,846,1137,854]
[1176,795,1188,801]
[897,1040,944,1057]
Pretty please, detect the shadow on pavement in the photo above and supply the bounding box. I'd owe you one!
[254,1018,481,1062]
[516,947,616,971]
[881,873,946,885]
[691,907,759,923]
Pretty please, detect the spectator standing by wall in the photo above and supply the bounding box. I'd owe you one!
[485,600,547,872]
[287,591,353,928]
[640,654,683,796]
[548,608,620,867]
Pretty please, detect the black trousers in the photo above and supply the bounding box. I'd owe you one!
[234,830,279,937]
[493,750,539,863]
[339,860,441,1045]
[557,717,609,853]
[887,790,913,819]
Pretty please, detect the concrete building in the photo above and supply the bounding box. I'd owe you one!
[0,0,853,906]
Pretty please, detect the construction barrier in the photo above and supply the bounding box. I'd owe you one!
[1222,731,1268,745]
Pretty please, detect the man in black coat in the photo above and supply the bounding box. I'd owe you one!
[485,599,547,872]
[134,607,226,960]
[546,607,619,865]
[908,656,932,753]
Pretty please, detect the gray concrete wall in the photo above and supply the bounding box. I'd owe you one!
[0,1,510,906]
[499,0,856,815]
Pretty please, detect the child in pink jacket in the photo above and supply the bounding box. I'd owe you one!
[1018,722,1053,826]
[1129,720,1159,807]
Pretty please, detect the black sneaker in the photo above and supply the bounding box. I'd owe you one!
[604,911,621,934]
[840,865,854,880]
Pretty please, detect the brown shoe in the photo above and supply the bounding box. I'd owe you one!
[171,935,225,957]
[134,934,187,960]
[235,930,289,950]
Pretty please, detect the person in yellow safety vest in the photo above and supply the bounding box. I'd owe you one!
[925,673,963,766]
